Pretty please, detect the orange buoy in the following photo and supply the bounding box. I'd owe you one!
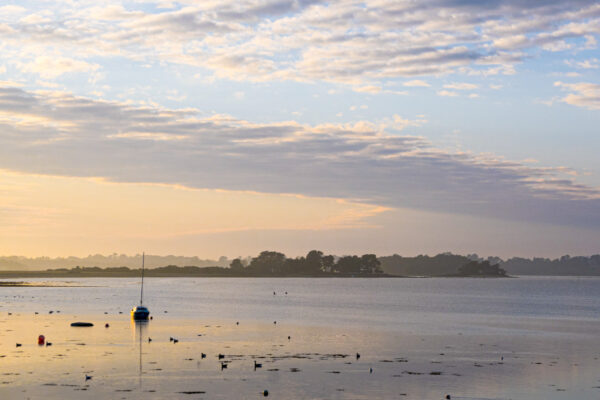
[38,335,45,345]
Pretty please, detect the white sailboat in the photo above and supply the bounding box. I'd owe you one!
[131,252,150,320]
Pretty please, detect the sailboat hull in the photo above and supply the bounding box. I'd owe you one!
[131,306,150,320]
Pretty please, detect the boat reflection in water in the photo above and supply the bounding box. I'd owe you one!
[132,319,149,387]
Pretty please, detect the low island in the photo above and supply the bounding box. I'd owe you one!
[0,250,507,278]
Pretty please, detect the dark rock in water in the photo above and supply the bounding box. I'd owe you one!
[263,389,269,396]
[70,322,94,327]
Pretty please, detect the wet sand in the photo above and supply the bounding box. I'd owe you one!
[1,311,600,399]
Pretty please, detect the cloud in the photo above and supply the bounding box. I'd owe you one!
[443,82,478,90]
[0,86,597,230]
[437,90,459,97]
[21,56,100,79]
[353,85,381,94]
[554,81,600,110]
[391,115,428,130]
[566,58,599,69]
[0,1,598,86]
[403,80,430,87]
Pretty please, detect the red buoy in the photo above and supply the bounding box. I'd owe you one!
[38,335,45,345]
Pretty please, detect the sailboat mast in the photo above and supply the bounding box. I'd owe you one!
[140,252,145,305]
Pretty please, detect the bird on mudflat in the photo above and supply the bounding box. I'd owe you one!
[85,375,92,381]
[254,361,262,369]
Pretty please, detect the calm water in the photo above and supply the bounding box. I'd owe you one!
[1,276,600,399]
[3,276,600,334]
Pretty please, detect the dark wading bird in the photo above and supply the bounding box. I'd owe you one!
[254,361,262,369]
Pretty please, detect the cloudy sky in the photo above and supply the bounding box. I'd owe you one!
[0,0,599,258]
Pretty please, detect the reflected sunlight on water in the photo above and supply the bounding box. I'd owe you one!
[0,277,599,399]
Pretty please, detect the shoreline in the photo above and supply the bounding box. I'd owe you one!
[0,272,511,279]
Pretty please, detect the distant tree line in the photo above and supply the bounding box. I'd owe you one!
[0,254,231,271]
[1,251,598,277]
[457,260,506,277]
[230,250,383,276]
[378,253,507,277]
[379,253,600,276]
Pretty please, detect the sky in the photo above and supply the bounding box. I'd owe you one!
[0,0,599,259]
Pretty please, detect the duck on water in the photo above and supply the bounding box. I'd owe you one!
[131,252,150,320]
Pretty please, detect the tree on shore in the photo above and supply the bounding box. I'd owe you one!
[247,251,287,274]
[458,260,506,276]
[229,258,245,272]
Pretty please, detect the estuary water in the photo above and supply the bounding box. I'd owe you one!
[3,276,600,334]
[0,276,599,399]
